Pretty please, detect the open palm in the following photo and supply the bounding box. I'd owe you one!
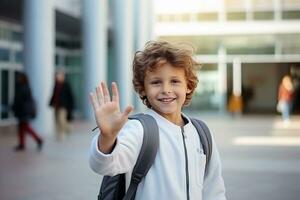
[89,82,133,139]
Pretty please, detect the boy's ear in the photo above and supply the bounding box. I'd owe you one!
[140,90,146,96]
[187,88,192,94]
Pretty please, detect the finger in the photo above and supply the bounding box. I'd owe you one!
[89,92,100,111]
[111,82,119,103]
[101,81,111,103]
[96,83,104,105]
[122,106,133,118]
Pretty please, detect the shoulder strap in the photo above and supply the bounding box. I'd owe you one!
[190,118,212,176]
[123,113,159,200]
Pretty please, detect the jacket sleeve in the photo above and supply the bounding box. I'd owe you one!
[89,119,144,176]
[203,134,227,200]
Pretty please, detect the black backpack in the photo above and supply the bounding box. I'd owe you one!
[97,113,212,200]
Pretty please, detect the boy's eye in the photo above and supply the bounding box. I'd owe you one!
[171,79,181,84]
[150,80,161,85]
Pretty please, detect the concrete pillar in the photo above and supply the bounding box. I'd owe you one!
[245,0,253,21]
[82,0,108,120]
[233,58,242,97]
[23,0,55,134]
[112,0,134,110]
[219,0,226,22]
[274,0,282,21]
[229,58,243,114]
[133,0,153,112]
[218,46,227,113]
[275,40,282,58]
[146,0,155,40]
[134,0,150,51]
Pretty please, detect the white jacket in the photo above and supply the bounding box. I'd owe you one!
[89,109,226,200]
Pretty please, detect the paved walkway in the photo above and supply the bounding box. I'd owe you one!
[0,114,300,200]
[0,121,99,200]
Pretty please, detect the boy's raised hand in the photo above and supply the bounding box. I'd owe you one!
[89,81,133,153]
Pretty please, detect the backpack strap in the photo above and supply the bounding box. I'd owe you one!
[190,118,212,176]
[123,114,159,200]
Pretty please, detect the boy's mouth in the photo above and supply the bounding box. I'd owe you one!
[158,97,176,103]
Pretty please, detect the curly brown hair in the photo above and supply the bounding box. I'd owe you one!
[132,40,200,108]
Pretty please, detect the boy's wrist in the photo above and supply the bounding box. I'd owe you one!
[98,134,117,154]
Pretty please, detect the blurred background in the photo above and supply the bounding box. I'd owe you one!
[0,0,300,200]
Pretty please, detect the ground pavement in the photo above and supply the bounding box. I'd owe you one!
[0,114,300,200]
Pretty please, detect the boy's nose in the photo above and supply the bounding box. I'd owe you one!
[162,84,172,94]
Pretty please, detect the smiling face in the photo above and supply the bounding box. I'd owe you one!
[141,62,191,125]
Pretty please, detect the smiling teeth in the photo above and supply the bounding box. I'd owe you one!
[161,98,174,102]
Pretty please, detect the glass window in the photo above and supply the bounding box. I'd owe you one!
[224,35,275,55]
[168,14,177,22]
[227,46,275,54]
[65,56,81,67]
[253,11,274,20]
[160,14,172,22]
[0,48,10,61]
[280,34,300,54]
[66,73,83,112]
[196,44,219,55]
[157,15,165,22]
[55,54,59,65]
[282,45,300,54]
[180,13,191,22]
[282,10,300,19]
[197,12,218,21]
[15,51,22,63]
[186,64,219,111]
[0,28,11,41]
[227,12,246,20]
[159,36,220,55]
[1,70,9,119]
[11,31,22,42]
[56,39,81,49]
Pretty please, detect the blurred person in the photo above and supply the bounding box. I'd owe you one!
[88,41,226,199]
[49,71,74,141]
[277,75,294,124]
[12,72,43,151]
[290,66,300,114]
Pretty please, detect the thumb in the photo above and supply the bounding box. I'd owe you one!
[122,106,133,118]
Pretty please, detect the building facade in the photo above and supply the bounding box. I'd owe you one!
[1,0,300,132]
[0,0,153,133]
[155,0,300,114]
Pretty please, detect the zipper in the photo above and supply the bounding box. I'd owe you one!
[181,126,190,200]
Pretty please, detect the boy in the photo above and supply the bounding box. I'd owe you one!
[89,41,226,199]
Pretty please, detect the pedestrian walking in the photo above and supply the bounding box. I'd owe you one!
[12,72,43,151]
[49,71,74,141]
[88,41,226,199]
[277,75,294,124]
